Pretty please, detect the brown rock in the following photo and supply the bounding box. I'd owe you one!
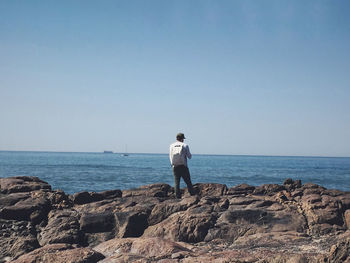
[123,183,171,197]
[0,191,51,224]
[143,204,217,243]
[79,211,116,246]
[301,192,345,234]
[11,243,104,263]
[48,190,73,209]
[80,211,115,233]
[72,191,104,205]
[345,210,350,229]
[37,210,83,246]
[205,205,306,243]
[193,183,228,197]
[0,192,31,207]
[115,211,149,238]
[71,189,122,206]
[283,178,302,190]
[338,193,350,211]
[148,196,199,225]
[253,184,286,196]
[0,176,51,194]
[94,237,193,262]
[99,189,123,199]
[227,183,255,195]
[327,236,350,263]
[0,219,39,261]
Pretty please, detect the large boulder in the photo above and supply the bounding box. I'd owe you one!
[37,210,83,246]
[148,196,199,225]
[205,201,307,243]
[80,211,115,233]
[0,176,51,194]
[0,191,51,224]
[115,210,149,238]
[80,211,116,247]
[300,191,346,235]
[143,204,217,243]
[0,192,31,207]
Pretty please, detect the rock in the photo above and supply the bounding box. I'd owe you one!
[303,182,326,190]
[80,211,115,233]
[79,211,116,247]
[148,196,199,225]
[37,210,83,246]
[72,191,103,205]
[71,189,122,205]
[327,236,350,263]
[227,183,255,195]
[1,176,350,262]
[345,210,350,229]
[0,219,39,261]
[193,183,228,197]
[122,183,171,197]
[143,204,217,243]
[94,237,193,262]
[283,178,302,190]
[11,243,105,263]
[0,191,51,224]
[0,176,51,194]
[99,189,123,199]
[253,184,286,196]
[129,237,192,257]
[205,204,306,243]
[115,211,149,238]
[48,190,73,209]
[300,191,345,235]
[0,192,31,207]
[338,193,350,211]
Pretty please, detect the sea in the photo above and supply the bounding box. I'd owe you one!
[0,151,350,194]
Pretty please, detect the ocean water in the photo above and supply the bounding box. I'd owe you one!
[0,151,350,194]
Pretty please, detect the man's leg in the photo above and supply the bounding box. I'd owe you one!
[182,166,195,196]
[173,166,181,198]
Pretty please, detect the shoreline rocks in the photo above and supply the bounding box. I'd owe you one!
[1,176,350,262]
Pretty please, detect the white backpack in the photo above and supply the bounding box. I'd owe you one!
[171,143,184,166]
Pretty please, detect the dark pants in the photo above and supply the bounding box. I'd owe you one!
[172,165,194,198]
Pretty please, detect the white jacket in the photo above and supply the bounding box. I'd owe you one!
[169,141,192,167]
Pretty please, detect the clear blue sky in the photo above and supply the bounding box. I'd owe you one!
[1,0,350,156]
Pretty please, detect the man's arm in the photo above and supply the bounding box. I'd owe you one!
[169,145,173,165]
[185,144,192,159]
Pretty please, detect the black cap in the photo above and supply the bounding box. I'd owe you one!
[176,133,186,140]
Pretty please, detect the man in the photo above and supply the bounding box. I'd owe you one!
[169,132,195,198]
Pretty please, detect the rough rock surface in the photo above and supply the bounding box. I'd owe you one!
[1,176,350,262]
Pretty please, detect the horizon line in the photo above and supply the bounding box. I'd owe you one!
[0,149,349,159]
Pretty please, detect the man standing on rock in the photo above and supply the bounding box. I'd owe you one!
[169,133,195,198]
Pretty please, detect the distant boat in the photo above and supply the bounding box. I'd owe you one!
[103,151,113,154]
[121,145,129,156]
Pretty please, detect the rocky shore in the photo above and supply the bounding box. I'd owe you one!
[1,176,350,262]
